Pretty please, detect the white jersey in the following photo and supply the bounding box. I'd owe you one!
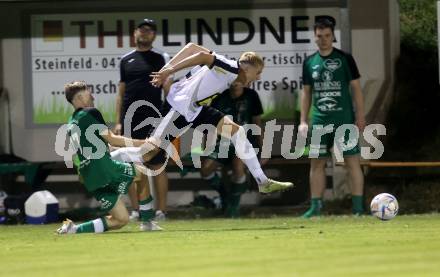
[166,53,239,121]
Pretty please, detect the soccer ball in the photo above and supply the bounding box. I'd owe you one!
[370,193,399,220]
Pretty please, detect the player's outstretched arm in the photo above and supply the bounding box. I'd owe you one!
[100,129,145,148]
[165,42,211,68]
[150,51,215,87]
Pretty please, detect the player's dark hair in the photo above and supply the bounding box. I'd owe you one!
[314,18,335,34]
[65,81,87,103]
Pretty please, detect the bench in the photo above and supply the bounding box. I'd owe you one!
[0,156,311,205]
[336,160,440,171]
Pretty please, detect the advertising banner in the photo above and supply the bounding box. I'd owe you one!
[30,9,340,125]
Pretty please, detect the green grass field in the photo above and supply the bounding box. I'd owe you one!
[1,215,440,276]
[34,98,116,124]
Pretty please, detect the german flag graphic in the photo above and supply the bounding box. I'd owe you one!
[42,20,63,42]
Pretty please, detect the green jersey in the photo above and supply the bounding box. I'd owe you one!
[212,87,263,145]
[212,87,263,126]
[302,48,360,124]
[67,108,130,192]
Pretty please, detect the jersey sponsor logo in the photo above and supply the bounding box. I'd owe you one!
[196,93,220,106]
[314,81,342,91]
[319,91,341,97]
[316,97,341,112]
[324,58,342,71]
[322,70,333,81]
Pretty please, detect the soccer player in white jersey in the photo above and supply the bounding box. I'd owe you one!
[112,42,293,194]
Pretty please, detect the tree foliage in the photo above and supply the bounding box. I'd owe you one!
[400,0,438,51]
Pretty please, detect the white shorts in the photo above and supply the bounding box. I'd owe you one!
[166,79,203,122]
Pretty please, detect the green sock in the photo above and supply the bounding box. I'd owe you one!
[226,181,248,218]
[352,195,364,215]
[204,173,221,189]
[100,217,109,231]
[204,173,227,210]
[76,218,108,233]
[139,196,155,222]
[231,181,248,195]
[302,198,322,218]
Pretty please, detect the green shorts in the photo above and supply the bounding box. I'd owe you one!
[308,123,360,158]
[91,162,135,212]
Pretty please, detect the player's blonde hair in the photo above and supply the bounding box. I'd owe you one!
[239,52,264,68]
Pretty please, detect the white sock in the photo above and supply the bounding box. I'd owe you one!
[139,200,154,211]
[110,147,144,163]
[230,128,268,185]
[92,218,105,233]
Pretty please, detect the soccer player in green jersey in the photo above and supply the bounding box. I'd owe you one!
[200,82,264,218]
[299,18,366,217]
[57,81,162,234]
